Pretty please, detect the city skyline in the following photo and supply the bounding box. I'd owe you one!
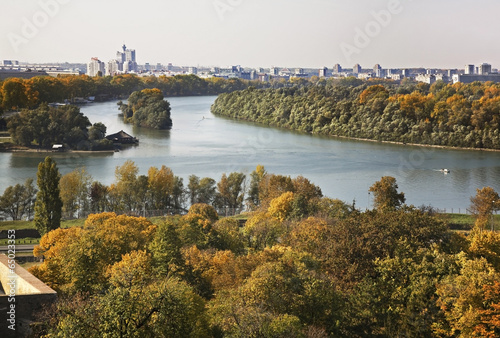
[1,0,500,69]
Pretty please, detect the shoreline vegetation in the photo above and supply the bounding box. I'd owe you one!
[0,74,275,152]
[211,79,500,151]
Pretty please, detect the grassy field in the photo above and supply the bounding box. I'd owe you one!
[436,213,500,231]
[0,218,86,232]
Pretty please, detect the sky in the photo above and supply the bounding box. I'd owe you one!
[1,0,500,70]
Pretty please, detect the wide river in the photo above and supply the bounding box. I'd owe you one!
[1,96,500,211]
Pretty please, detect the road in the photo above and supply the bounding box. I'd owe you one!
[0,244,35,253]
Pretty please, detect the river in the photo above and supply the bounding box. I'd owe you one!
[1,95,499,211]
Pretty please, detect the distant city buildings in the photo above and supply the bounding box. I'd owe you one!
[88,44,137,77]
[451,63,500,84]
[5,49,500,86]
[0,60,83,79]
[479,63,492,75]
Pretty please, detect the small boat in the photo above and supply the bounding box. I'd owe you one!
[440,168,450,174]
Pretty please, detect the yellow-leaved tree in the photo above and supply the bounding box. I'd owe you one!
[30,212,156,294]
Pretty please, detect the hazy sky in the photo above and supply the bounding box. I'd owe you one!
[1,0,499,69]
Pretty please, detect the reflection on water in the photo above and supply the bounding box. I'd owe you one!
[0,96,500,210]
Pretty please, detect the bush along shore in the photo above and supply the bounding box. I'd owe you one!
[211,80,500,150]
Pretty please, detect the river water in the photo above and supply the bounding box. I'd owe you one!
[1,96,499,211]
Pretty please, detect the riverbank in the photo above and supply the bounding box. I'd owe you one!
[0,145,116,154]
[327,134,500,153]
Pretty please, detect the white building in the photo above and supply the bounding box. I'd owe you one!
[106,59,121,76]
[88,57,105,77]
[465,64,475,75]
[416,73,436,84]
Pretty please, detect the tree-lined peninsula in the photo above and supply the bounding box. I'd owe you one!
[211,79,500,150]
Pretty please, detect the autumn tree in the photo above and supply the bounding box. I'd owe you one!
[59,168,92,219]
[470,187,500,230]
[268,191,294,222]
[258,174,294,207]
[1,78,31,109]
[34,157,63,236]
[474,281,500,337]
[40,251,209,337]
[208,246,342,336]
[178,204,219,249]
[243,211,284,250]
[212,218,246,254]
[369,176,406,211]
[147,165,175,210]
[31,212,156,294]
[112,160,140,212]
[26,76,65,105]
[435,254,499,337]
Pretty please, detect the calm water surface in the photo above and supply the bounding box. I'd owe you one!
[1,96,499,210]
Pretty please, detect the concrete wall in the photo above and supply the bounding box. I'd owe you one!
[0,254,56,337]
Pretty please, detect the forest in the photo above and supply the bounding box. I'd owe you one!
[211,79,500,150]
[0,73,272,114]
[6,104,113,150]
[21,161,500,337]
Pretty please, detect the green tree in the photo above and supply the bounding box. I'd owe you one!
[215,172,246,215]
[119,88,172,129]
[0,178,37,221]
[149,220,185,276]
[369,176,406,211]
[247,164,266,209]
[34,157,62,236]
[89,181,108,213]
[88,122,107,141]
[188,175,200,205]
[188,175,217,206]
